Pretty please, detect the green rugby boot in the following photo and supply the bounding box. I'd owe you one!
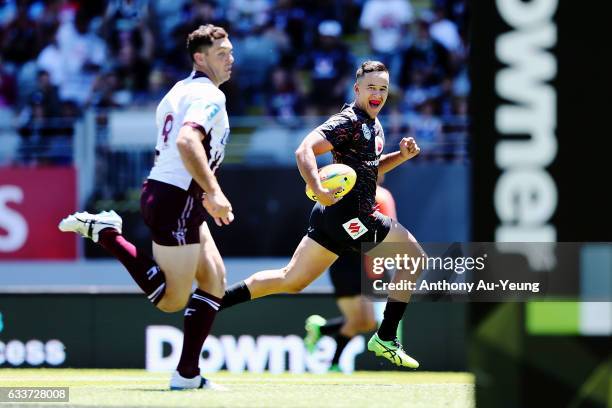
[304,314,326,353]
[367,333,419,368]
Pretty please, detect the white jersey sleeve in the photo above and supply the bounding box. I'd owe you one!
[183,97,224,131]
[148,73,230,191]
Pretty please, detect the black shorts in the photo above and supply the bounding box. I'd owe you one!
[140,179,206,246]
[307,200,391,255]
[329,251,362,298]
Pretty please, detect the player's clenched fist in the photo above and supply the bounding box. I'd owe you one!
[399,137,420,159]
[203,190,234,226]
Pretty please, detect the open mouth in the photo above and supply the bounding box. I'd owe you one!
[369,100,382,109]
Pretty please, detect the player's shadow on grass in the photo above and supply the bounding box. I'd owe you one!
[125,388,173,392]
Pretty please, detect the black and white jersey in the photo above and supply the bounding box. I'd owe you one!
[315,103,385,215]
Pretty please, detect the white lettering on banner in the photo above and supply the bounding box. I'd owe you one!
[145,326,183,372]
[219,335,273,373]
[145,326,365,373]
[305,336,335,374]
[494,0,558,268]
[338,336,365,373]
[0,339,66,366]
[0,185,28,252]
[200,335,225,372]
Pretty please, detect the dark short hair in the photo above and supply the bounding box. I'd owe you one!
[186,24,229,62]
[355,61,388,80]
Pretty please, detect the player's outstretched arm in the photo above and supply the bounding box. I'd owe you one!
[176,125,233,225]
[378,137,420,175]
[295,131,340,206]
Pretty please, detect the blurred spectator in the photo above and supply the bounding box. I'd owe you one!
[232,22,282,108]
[16,70,74,165]
[267,66,303,127]
[48,9,107,105]
[407,100,443,159]
[301,0,345,35]
[1,1,40,65]
[359,0,413,83]
[36,23,63,89]
[30,70,60,116]
[435,76,455,117]
[227,0,271,34]
[298,19,352,115]
[0,1,17,26]
[336,0,365,35]
[399,18,450,90]
[104,0,154,90]
[146,67,175,105]
[104,0,150,38]
[90,71,124,109]
[46,99,78,164]
[165,0,225,73]
[428,6,461,53]
[435,0,468,33]
[269,0,307,64]
[0,57,16,107]
[400,69,437,115]
[113,41,151,104]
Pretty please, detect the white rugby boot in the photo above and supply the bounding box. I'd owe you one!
[169,371,225,391]
[58,210,122,243]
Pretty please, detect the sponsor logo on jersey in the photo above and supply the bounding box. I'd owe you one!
[342,218,368,239]
[375,135,384,156]
[188,100,221,124]
[204,103,221,122]
[361,123,372,140]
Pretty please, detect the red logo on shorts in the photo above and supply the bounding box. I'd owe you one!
[348,223,361,234]
[342,217,368,239]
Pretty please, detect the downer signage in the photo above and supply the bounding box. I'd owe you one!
[469,0,611,407]
[470,0,611,242]
[0,294,466,372]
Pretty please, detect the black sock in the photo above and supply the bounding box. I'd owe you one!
[219,281,251,311]
[320,316,345,336]
[176,289,221,378]
[377,299,407,341]
[331,334,351,365]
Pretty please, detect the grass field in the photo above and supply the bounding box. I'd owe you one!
[0,369,475,407]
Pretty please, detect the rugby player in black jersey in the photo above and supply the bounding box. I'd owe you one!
[222,61,423,368]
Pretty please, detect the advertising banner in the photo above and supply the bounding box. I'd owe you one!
[0,294,466,372]
[0,167,77,260]
[469,0,611,406]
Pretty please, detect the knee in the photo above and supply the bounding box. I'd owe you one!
[281,267,309,294]
[156,293,189,313]
[196,261,226,290]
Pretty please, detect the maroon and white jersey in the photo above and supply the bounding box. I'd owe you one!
[148,71,230,190]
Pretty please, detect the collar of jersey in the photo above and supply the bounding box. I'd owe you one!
[344,102,374,122]
[192,70,210,80]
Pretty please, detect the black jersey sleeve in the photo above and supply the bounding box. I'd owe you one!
[315,113,355,150]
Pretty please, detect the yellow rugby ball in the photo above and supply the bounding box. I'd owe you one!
[305,163,357,202]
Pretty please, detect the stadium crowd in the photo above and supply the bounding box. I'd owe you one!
[0,0,468,165]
